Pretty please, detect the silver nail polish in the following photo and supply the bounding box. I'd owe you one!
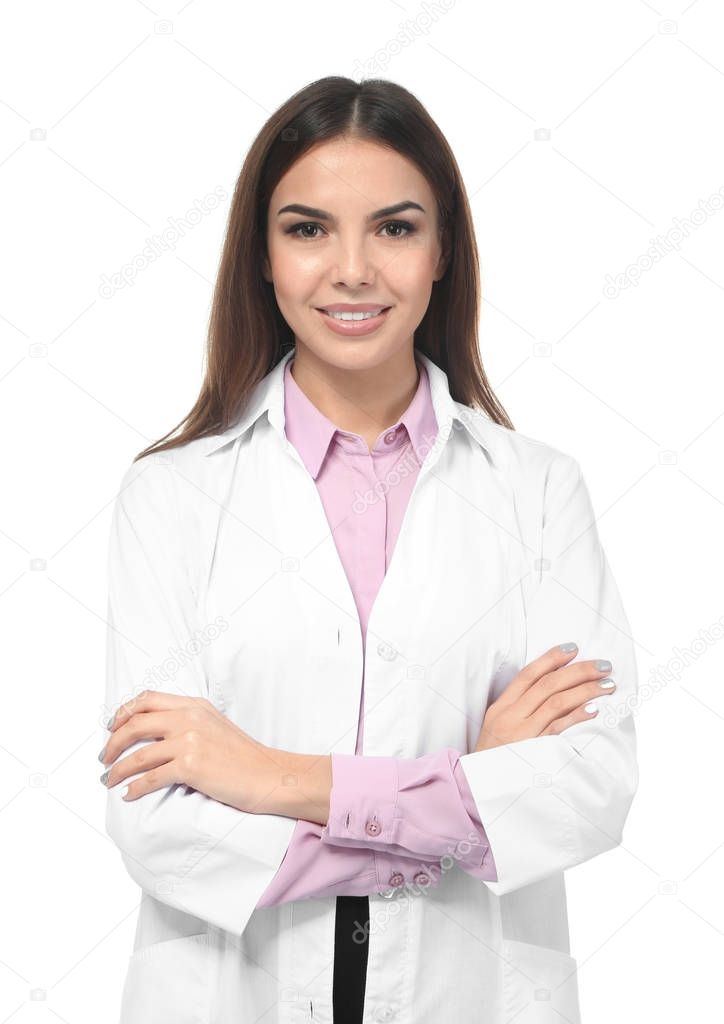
[559,642,578,652]
[584,700,599,713]
[98,746,107,762]
[100,771,109,785]
[599,679,615,689]
[594,660,612,672]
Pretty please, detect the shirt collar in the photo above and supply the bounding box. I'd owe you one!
[203,347,499,466]
[282,355,438,480]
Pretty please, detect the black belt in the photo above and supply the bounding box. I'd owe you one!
[332,895,370,1023]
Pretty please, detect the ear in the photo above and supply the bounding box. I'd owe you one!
[261,252,272,283]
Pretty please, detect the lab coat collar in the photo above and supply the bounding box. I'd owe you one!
[203,347,499,465]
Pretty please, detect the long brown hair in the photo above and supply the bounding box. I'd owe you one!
[134,76,514,462]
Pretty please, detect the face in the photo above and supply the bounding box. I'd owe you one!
[263,136,448,372]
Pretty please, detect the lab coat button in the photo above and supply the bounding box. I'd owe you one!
[388,872,404,887]
[365,819,381,836]
[375,1007,395,1021]
[413,871,431,886]
[376,641,397,661]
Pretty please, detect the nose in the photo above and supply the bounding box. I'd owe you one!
[329,237,376,289]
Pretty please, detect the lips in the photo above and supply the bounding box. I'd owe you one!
[315,305,392,336]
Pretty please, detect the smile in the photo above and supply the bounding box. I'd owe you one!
[315,307,392,336]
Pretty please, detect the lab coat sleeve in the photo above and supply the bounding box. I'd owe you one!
[103,456,296,936]
[456,451,639,895]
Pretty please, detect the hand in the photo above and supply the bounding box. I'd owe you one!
[474,644,616,752]
[99,690,283,812]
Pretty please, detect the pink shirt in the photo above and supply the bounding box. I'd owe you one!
[257,355,496,907]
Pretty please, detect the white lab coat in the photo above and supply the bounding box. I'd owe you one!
[104,347,638,1023]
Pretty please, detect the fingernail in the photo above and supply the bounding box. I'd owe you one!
[584,700,599,713]
[599,678,615,689]
[100,771,109,785]
[558,642,578,652]
[104,715,114,730]
[98,746,107,763]
[594,660,612,672]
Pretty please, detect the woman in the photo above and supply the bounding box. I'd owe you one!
[100,76,638,1023]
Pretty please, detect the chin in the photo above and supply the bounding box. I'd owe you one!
[301,333,405,370]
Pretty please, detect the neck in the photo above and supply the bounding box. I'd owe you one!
[289,344,420,443]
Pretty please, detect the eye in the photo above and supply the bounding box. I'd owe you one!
[285,222,324,240]
[284,220,417,241]
[380,220,416,239]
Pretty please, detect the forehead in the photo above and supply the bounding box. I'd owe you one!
[270,137,434,209]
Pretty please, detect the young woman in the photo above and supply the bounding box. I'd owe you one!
[100,77,638,1024]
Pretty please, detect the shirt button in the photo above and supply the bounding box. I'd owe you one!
[377,641,397,661]
[383,428,399,445]
[413,871,430,886]
[376,1007,395,1022]
[388,872,404,887]
[365,820,381,837]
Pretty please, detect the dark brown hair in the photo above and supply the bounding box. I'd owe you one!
[134,76,514,462]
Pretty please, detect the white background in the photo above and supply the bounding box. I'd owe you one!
[2,0,722,1020]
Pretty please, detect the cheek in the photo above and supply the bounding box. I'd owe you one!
[268,248,321,302]
[387,247,439,296]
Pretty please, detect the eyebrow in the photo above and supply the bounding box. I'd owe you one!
[276,200,426,222]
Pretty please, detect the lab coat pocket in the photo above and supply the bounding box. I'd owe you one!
[502,938,581,1023]
[119,932,211,1024]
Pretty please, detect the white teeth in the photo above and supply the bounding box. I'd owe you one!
[324,309,385,321]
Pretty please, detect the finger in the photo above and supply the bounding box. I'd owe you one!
[119,759,181,802]
[103,739,177,790]
[105,690,191,732]
[517,659,613,718]
[531,679,615,734]
[496,643,580,705]
[102,710,178,763]
[539,699,601,736]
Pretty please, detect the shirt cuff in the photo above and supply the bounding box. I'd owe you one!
[320,748,497,880]
[323,753,399,845]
